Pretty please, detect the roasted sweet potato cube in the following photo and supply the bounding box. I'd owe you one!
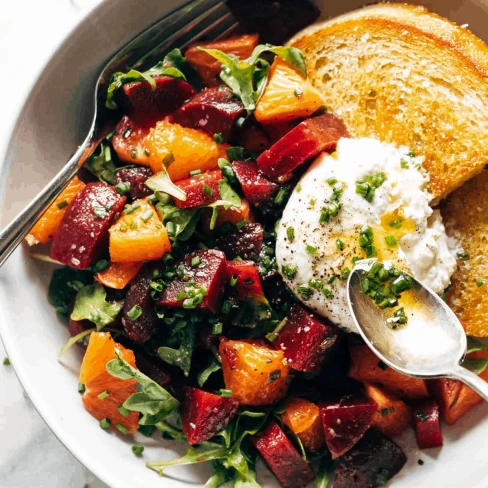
[215,223,263,260]
[26,177,86,245]
[349,345,429,400]
[281,398,325,452]
[185,34,259,87]
[181,387,239,445]
[113,167,153,200]
[277,303,337,373]
[174,170,222,209]
[122,76,195,124]
[321,396,377,459]
[364,383,412,437]
[413,400,443,449]
[232,160,279,208]
[95,261,143,290]
[159,249,226,314]
[173,86,244,141]
[50,183,126,270]
[111,116,152,165]
[251,421,315,488]
[333,429,407,488]
[225,260,265,301]
[256,114,349,181]
[109,198,171,263]
[219,338,290,406]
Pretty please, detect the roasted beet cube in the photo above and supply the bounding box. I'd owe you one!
[173,87,244,141]
[215,223,263,260]
[251,421,315,488]
[238,123,271,153]
[277,303,338,373]
[333,429,407,488]
[51,183,126,269]
[68,316,91,339]
[122,264,160,343]
[225,260,265,300]
[159,249,226,314]
[121,76,195,124]
[174,170,222,209]
[232,160,279,207]
[134,352,172,388]
[113,167,153,200]
[181,387,239,445]
[321,396,378,459]
[256,114,349,181]
[413,400,443,449]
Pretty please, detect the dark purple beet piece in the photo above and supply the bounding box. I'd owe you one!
[321,396,378,459]
[159,249,226,314]
[134,352,172,388]
[122,264,160,343]
[232,160,279,208]
[277,303,338,373]
[181,387,239,445]
[333,429,407,488]
[113,167,153,200]
[50,183,126,270]
[68,317,90,338]
[122,76,195,124]
[225,260,265,301]
[251,421,315,488]
[173,86,245,141]
[215,223,263,260]
[413,400,443,449]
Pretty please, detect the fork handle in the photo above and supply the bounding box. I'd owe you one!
[0,140,90,267]
[448,364,488,402]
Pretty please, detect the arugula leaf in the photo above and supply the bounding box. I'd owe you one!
[106,352,179,424]
[58,328,95,357]
[84,142,118,185]
[467,336,487,354]
[156,202,202,242]
[204,462,230,488]
[463,357,488,375]
[71,284,123,330]
[248,45,306,78]
[48,267,93,320]
[158,324,196,376]
[207,179,242,230]
[197,356,222,388]
[155,420,187,441]
[315,457,334,488]
[161,48,193,78]
[146,167,187,201]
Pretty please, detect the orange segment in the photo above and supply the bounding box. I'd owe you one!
[255,58,326,124]
[144,120,221,181]
[26,177,86,245]
[213,199,252,228]
[109,198,171,263]
[281,398,325,452]
[219,338,290,406]
[95,261,143,289]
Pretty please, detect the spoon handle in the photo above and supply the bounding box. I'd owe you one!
[448,365,488,402]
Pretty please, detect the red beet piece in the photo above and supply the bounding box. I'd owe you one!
[321,396,378,459]
[111,116,152,163]
[159,249,226,314]
[277,303,338,373]
[413,400,443,449]
[173,86,245,141]
[113,167,153,200]
[174,170,223,209]
[122,264,160,343]
[134,352,172,388]
[257,114,349,181]
[51,183,126,270]
[181,387,239,445]
[122,76,195,124]
[215,223,263,260]
[232,160,279,207]
[251,421,316,488]
[68,316,91,338]
[225,260,265,301]
[334,429,407,488]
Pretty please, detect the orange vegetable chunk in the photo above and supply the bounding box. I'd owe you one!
[281,398,325,452]
[219,338,290,406]
[109,198,171,263]
[255,58,325,124]
[349,345,429,400]
[95,261,143,289]
[26,177,86,245]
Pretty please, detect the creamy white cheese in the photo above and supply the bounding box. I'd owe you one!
[276,137,457,333]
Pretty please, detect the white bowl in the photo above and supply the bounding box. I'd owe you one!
[1,1,488,487]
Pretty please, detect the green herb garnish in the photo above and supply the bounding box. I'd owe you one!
[356,172,387,202]
[132,444,145,456]
[281,264,298,280]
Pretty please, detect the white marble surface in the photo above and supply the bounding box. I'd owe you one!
[0,2,109,487]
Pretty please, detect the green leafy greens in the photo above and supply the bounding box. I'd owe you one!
[85,141,118,185]
[146,166,187,201]
[158,323,196,376]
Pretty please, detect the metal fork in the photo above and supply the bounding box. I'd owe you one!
[0,0,237,267]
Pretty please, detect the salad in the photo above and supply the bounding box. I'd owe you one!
[26,27,488,488]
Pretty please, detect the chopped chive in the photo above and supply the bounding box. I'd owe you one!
[385,235,398,247]
[229,274,238,287]
[243,278,254,285]
[217,158,237,182]
[381,408,389,417]
[202,184,213,197]
[306,244,318,256]
[163,152,175,166]
[191,256,201,268]
[144,148,151,157]
[78,382,85,394]
[221,300,232,314]
[286,227,295,242]
[282,264,297,280]
[138,425,155,437]
[476,278,486,287]
[3,357,10,366]
[213,133,225,144]
[212,322,223,335]
[400,160,409,169]
[457,252,470,260]
[189,169,202,176]
[226,146,244,162]
[116,423,129,435]
[389,219,403,228]
[236,219,247,229]
[93,259,110,273]
[130,222,137,230]
[327,177,338,186]
[115,181,131,195]
[355,172,387,202]
[294,87,303,98]
[298,283,313,300]
[57,200,68,210]
[123,128,132,139]
[340,267,351,280]
[117,405,130,418]
[141,210,154,223]
[124,203,141,215]
[98,391,109,400]
[219,389,233,398]
[132,444,145,455]
[274,188,288,206]
[322,288,334,299]
[127,305,142,321]
[416,411,429,422]
[130,148,137,159]
[268,370,281,383]
[336,238,345,251]
[100,418,111,430]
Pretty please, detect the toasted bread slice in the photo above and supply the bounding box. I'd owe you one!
[289,3,488,201]
[441,170,488,337]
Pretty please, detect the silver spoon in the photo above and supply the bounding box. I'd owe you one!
[347,259,488,400]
